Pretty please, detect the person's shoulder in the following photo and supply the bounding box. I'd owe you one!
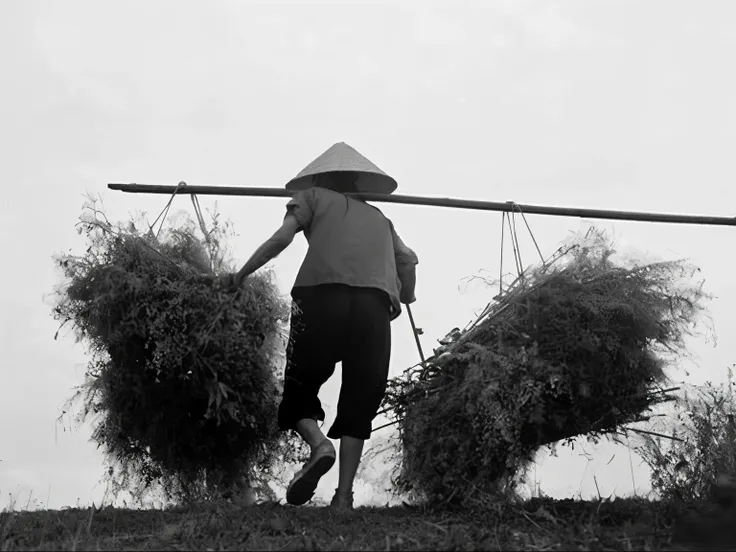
[356,196,387,217]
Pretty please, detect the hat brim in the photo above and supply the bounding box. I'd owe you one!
[285,142,398,194]
[286,170,398,194]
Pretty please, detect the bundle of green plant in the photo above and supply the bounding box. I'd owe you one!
[50,199,296,503]
[383,229,712,504]
[636,371,736,506]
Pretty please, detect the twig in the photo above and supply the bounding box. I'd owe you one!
[520,510,546,533]
[621,427,684,442]
[593,475,602,501]
[276,537,296,551]
[422,521,448,534]
[652,386,681,395]
[626,435,637,497]
[372,419,401,433]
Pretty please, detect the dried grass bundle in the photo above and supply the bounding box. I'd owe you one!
[384,229,712,504]
[50,199,297,502]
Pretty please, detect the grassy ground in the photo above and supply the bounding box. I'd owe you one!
[3,495,728,551]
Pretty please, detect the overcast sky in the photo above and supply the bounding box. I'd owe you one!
[2,0,735,510]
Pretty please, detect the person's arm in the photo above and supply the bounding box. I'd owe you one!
[398,264,417,304]
[234,215,301,283]
[390,222,419,304]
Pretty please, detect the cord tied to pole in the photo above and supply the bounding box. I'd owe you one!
[149,181,187,239]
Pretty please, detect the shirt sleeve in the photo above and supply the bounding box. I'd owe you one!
[285,188,316,231]
[389,220,419,266]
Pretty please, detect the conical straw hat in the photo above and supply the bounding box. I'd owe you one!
[285,142,398,194]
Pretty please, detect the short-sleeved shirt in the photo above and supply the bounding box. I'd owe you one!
[285,187,418,321]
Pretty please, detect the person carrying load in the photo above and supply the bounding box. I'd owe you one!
[216,142,419,511]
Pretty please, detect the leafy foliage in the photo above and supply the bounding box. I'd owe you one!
[637,369,736,505]
[50,198,301,503]
[383,228,712,504]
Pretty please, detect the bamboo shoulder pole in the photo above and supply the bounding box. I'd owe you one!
[107,183,736,227]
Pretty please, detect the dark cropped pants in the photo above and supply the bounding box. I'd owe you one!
[277,284,392,440]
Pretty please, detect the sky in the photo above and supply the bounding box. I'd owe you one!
[2,0,736,510]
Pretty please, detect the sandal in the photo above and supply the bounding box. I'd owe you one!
[286,439,336,505]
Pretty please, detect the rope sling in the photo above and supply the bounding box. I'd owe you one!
[148,182,242,348]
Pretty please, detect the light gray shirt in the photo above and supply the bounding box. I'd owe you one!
[285,187,418,320]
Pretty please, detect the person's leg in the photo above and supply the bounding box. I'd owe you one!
[328,287,392,508]
[278,289,341,438]
[287,424,336,505]
[295,418,328,449]
[336,436,364,495]
[280,285,351,505]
